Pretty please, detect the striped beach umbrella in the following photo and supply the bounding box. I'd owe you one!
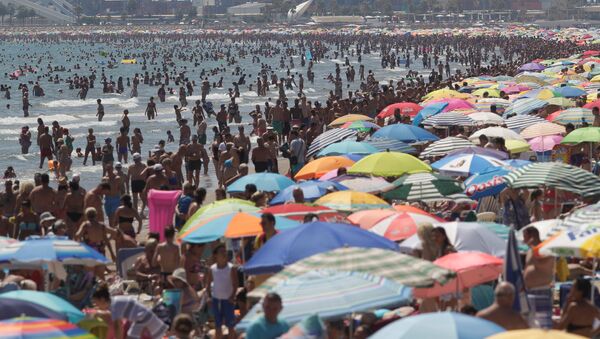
[560,203,600,231]
[420,137,475,159]
[366,210,444,241]
[0,317,95,339]
[547,107,594,126]
[474,98,510,112]
[505,115,546,132]
[248,247,457,299]
[469,127,526,142]
[384,172,465,202]
[504,97,547,116]
[340,120,381,131]
[422,112,475,127]
[520,122,565,139]
[504,162,600,197]
[538,228,600,258]
[364,138,417,154]
[306,128,357,159]
[468,112,505,126]
[335,176,395,194]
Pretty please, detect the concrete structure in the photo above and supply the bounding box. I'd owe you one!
[102,0,193,15]
[0,0,76,23]
[288,0,313,22]
[227,2,268,16]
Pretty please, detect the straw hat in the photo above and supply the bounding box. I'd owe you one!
[167,268,189,286]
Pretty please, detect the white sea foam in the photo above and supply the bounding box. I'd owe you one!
[43,97,139,108]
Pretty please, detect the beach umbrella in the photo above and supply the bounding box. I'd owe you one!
[446,146,509,160]
[412,102,448,126]
[348,151,431,177]
[468,112,505,126]
[469,127,526,142]
[432,154,506,176]
[538,228,600,258]
[422,88,471,101]
[370,313,505,339]
[261,204,346,222]
[269,180,348,205]
[0,299,68,321]
[502,84,532,94]
[384,172,465,202]
[504,98,548,116]
[561,203,600,231]
[546,97,576,108]
[366,210,444,241]
[516,73,550,85]
[294,156,355,180]
[306,128,357,159]
[422,112,475,127]
[420,137,476,159]
[413,252,503,298]
[505,115,546,132]
[427,98,476,112]
[243,222,398,275]
[561,127,600,144]
[340,120,381,131]
[238,270,412,328]
[226,173,295,193]
[528,135,563,152]
[0,237,17,247]
[519,62,545,72]
[518,219,566,242]
[315,191,390,212]
[347,209,398,229]
[364,138,417,154]
[583,100,600,110]
[472,88,501,97]
[0,291,84,323]
[474,98,510,112]
[372,124,439,143]
[179,199,259,234]
[178,212,300,244]
[487,329,585,339]
[519,88,561,100]
[335,176,395,194]
[378,102,423,118]
[328,114,373,127]
[504,162,600,197]
[554,86,587,98]
[0,317,96,339]
[317,140,379,157]
[464,167,510,200]
[249,247,457,299]
[520,122,565,139]
[399,222,508,257]
[505,139,531,153]
[547,108,593,126]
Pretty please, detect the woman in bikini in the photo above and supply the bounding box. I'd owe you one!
[557,277,600,337]
[182,243,205,290]
[14,199,41,240]
[76,207,115,277]
[112,195,142,239]
[63,180,85,238]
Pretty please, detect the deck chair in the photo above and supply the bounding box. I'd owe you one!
[117,247,145,278]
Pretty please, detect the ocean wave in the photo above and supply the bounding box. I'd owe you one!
[0,114,80,126]
[43,97,139,108]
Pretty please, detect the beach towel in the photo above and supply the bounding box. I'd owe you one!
[111,296,168,339]
[527,288,553,329]
[147,189,181,242]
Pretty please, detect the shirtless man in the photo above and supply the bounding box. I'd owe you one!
[134,239,160,293]
[185,135,208,186]
[145,96,157,120]
[83,128,96,166]
[131,128,144,154]
[523,227,555,329]
[171,145,186,186]
[152,227,180,288]
[63,180,86,238]
[179,119,191,145]
[29,173,56,215]
[103,164,122,227]
[121,109,131,134]
[76,207,115,261]
[128,153,147,214]
[234,126,251,164]
[143,164,170,202]
[116,127,131,164]
[38,127,54,170]
[114,162,129,195]
[85,182,110,223]
[251,137,272,173]
[192,100,204,126]
[477,282,529,330]
[96,99,105,122]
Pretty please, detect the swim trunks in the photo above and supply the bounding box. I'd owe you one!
[131,180,146,194]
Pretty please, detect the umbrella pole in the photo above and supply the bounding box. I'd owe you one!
[592,259,597,303]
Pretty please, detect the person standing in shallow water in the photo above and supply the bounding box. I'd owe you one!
[145,96,157,120]
[96,99,105,122]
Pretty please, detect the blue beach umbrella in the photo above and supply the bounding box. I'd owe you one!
[364,138,417,154]
[269,180,348,205]
[432,154,507,177]
[464,167,509,200]
[554,86,587,98]
[0,299,68,321]
[372,124,439,143]
[0,290,84,323]
[317,140,379,157]
[504,97,548,116]
[243,221,398,275]
[369,312,505,339]
[226,173,295,193]
[412,102,448,126]
[0,236,109,266]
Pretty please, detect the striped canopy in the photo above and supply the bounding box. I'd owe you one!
[539,228,600,258]
[384,172,465,202]
[505,115,546,132]
[560,203,600,231]
[249,247,456,299]
[364,138,417,154]
[422,112,475,127]
[420,137,475,159]
[504,98,547,116]
[0,317,95,339]
[504,162,600,197]
[306,128,357,159]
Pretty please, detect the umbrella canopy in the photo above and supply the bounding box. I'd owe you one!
[427,98,476,112]
[583,100,600,110]
[348,152,431,177]
[504,98,547,116]
[423,88,472,101]
[261,204,346,222]
[317,140,379,157]
[487,329,587,339]
[399,222,508,257]
[472,88,501,97]
[0,317,95,339]
[561,203,600,231]
[366,210,444,241]
[249,247,457,299]
[504,162,600,197]
[505,139,531,153]
[505,115,546,132]
[328,114,373,127]
[520,122,566,139]
[269,180,348,205]
[518,220,566,242]
[226,173,295,193]
[370,313,505,339]
[242,221,398,275]
[546,97,576,108]
[468,112,505,126]
[420,137,476,159]
[294,156,355,180]
[179,199,259,234]
[306,128,357,159]
[178,212,300,244]
[528,135,563,152]
[364,138,417,154]
[0,291,83,323]
[432,154,506,177]
[384,172,465,202]
[372,124,439,143]
[378,102,423,118]
[0,299,68,321]
[464,167,510,200]
[554,86,587,98]
[413,252,503,298]
[423,112,475,127]
[469,127,526,142]
[347,209,398,229]
[446,146,508,160]
[340,120,381,132]
[561,127,600,144]
[519,62,545,71]
[238,271,412,328]
[538,228,600,258]
[412,102,448,126]
[315,191,390,211]
[335,176,395,194]
[548,108,594,126]
[0,236,109,267]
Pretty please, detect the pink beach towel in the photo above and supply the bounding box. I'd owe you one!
[147,189,181,241]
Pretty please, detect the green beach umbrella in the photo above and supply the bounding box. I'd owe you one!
[561,127,600,144]
[383,172,465,202]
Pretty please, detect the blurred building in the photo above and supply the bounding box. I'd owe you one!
[101,0,193,15]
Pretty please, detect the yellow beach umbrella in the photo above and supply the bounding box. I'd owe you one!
[505,139,531,153]
[472,88,501,98]
[487,329,587,339]
[328,114,373,127]
[422,88,472,101]
[348,151,431,177]
[537,229,600,258]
